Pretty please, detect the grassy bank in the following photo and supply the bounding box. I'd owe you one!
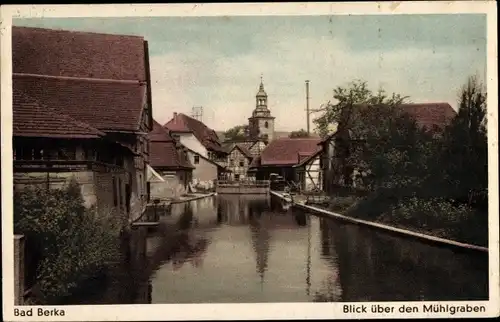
[327,191,488,247]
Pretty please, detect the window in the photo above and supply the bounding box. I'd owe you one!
[112,177,118,207]
[239,160,244,167]
[264,121,269,128]
[235,174,240,180]
[194,155,200,164]
[58,146,76,160]
[118,178,122,207]
[229,159,234,166]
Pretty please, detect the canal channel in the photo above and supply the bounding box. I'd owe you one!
[75,194,489,304]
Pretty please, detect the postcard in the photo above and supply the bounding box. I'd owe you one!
[1,2,498,321]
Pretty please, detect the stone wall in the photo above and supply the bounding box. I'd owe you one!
[150,172,186,201]
[14,171,97,208]
[14,235,25,305]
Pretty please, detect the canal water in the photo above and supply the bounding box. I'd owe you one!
[79,195,488,304]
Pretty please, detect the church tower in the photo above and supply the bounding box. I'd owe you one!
[248,76,275,142]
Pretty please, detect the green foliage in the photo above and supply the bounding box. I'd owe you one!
[328,196,361,212]
[439,76,488,207]
[313,80,409,138]
[289,129,310,138]
[318,76,488,246]
[14,178,122,304]
[223,124,249,141]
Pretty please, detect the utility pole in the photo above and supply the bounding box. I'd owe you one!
[306,80,310,135]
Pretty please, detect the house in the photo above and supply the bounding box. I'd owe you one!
[12,26,153,224]
[248,138,322,186]
[164,112,229,188]
[224,143,254,181]
[148,120,194,200]
[318,102,457,193]
[293,149,323,192]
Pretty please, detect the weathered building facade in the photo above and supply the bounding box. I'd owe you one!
[148,120,194,200]
[164,112,229,188]
[225,144,253,180]
[249,138,322,188]
[12,26,154,224]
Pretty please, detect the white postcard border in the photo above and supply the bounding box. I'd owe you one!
[1,1,498,321]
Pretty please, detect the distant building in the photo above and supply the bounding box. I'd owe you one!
[148,120,194,200]
[224,144,254,181]
[249,138,322,189]
[164,112,229,188]
[12,26,153,224]
[248,79,275,142]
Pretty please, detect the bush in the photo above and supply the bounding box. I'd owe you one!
[328,196,360,212]
[14,178,122,304]
[380,197,487,246]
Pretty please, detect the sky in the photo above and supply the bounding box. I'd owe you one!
[14,14,486,132]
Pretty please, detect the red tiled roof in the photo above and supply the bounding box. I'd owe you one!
[14,74,146,132]
[399,103,456,130]
[149,120,174,142]
[12,26,147,81]
[13,88,105,139]
[148,120,194,170]
[164,113,226,153]
[259,138,321,166]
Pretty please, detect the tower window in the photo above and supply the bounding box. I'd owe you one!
[264,121,269,128]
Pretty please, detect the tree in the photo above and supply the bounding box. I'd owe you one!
[223,124,249,141]
[313,80,411,188]
[313,80,409,138]
[289,129,310,138]
[440,76,488,207]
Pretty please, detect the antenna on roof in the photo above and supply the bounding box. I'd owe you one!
[191,106,203,122]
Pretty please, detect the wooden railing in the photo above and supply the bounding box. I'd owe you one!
[216,180,270,187]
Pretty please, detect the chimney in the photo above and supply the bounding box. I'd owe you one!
[173,112,178,118]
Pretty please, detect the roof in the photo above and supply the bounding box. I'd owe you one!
[185,148,230,171]
[13,88,105,139]
[164,113,226,153]
[148,120,194,170]
[318,102,456,144]
[13,74,147,132]
[399,103,456,130]
[293,148,323,168]
[226,143,253,159]
[12,26,147,81]
[149,120,174,143]
[258,138,322,166]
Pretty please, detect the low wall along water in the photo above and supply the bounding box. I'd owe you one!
[215,180,270,194]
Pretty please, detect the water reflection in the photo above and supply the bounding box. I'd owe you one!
[318,217,488,301]
[79,194,488,304]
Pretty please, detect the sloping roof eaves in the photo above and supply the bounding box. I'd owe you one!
[260,138,322,166]
[14,74,146,132]
[165,113,226,153]
[13,26,147,81]
[227,144,253,160]
[293,147,323,168]
[185,148,229,171]
[13,88,105,139]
